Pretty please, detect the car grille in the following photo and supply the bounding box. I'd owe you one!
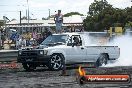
[21,51,38,56]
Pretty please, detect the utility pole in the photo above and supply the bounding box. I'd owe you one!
[26,9,27,20]
[3,16,7,38]
[49,9,50,19]
[20,11,21,26]
[27,0,30,32]
[27,0,29,26]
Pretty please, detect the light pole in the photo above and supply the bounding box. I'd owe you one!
[26,0,30,33]
[48,9,50,19]
[27,0,29,26]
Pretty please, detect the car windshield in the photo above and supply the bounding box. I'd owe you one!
[41,35,68,45]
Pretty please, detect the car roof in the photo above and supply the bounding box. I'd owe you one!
[52,32,108,36]
[52,32,81,37]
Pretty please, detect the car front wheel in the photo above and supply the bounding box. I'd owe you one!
[48,54,64,70]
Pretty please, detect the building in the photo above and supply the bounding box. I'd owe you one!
[0,15,86,37]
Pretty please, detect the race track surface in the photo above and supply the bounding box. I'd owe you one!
[0,65,132,88]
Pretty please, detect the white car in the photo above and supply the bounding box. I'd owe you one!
[17,32,120,71]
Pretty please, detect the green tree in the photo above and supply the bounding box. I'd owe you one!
[84,0,114,31]
[125,7,132,22]
[64,12,84,17]
[125,21,132,28]
[83,0,132,31]
[88,0,111,16]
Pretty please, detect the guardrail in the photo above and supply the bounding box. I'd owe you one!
[0,50,18,62]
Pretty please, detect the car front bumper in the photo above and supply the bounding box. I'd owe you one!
[17,55,51,64]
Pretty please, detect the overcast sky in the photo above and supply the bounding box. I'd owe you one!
[0,0,131,20]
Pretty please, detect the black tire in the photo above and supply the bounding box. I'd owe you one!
[96,54,108,67]
[22,63,36,71]
[48,54,64,71]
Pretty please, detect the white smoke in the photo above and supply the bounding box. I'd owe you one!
[105,35,132,67]
[83,32,132,67]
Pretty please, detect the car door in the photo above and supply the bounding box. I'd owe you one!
[65,35,87,64]
[85,47,99,62]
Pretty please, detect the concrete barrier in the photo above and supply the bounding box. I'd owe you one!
[0,50,18,62]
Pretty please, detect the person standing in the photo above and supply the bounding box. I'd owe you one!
[25,31,31,46]
[32,29,37,40]
[32,29,37,45]
[54,10,63,33]
[19,37,26,48]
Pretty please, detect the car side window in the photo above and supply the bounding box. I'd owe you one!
[67,35,82,46]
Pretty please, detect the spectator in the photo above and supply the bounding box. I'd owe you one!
[19,37,26,48]
[42,32,47,40]
[25,31,32,46]
[32,29,38,46]
[75,29,80,32]
[32,29,37,40]
[54,10,63,33]
[80,27,84,32]
[16,36,21,49]
[63,28,70,32]
[30,38,37,46]
[44,28,52,38]
[71,25,75,32]
[37,34,43,44]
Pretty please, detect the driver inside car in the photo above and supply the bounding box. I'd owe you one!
[73,37,80,46]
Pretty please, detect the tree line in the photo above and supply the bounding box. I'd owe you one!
[83,0,132,31]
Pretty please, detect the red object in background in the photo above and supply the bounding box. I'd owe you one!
[0,61,19,69]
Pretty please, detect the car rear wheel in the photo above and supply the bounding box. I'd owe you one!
[96,54,108,67]
[48,54,64,70]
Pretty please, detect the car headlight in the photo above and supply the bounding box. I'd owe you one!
[39,50,44,55]
[44,50,48,55]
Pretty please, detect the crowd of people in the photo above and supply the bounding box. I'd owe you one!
[16,29,52,48]
[2,25,84,50]
[4,29,52,49]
